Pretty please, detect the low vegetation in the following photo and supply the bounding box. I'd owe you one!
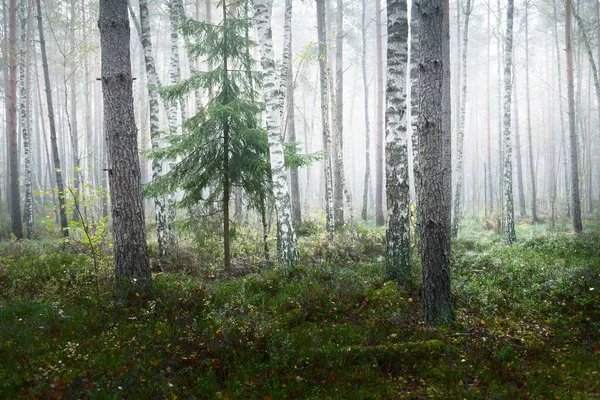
[0,219,599,398]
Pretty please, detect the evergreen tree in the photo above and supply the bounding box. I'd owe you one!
[147,0,272,271]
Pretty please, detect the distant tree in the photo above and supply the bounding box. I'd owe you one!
[99,0,152,297]
[283,0,302,229]
[524,0,538,223]
[384,0,411,284]
[375,0,385,227]
[316,0,335,243]
[36,0,68,237]
[415,0,454,325]
[451,0,472,239]
[361,0,371,221]
[7,0,22,239]
[565,0,583,233]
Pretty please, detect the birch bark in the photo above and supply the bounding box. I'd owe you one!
[502,0,517,244]
[19,0,32,238]
[254,0,300,267]
[385,0,410,283]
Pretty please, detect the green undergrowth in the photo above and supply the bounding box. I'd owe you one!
[0,225,599,398]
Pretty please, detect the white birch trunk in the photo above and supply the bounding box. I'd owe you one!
[138,0,171,257]
[253,0,299,267]
[385,0,410,283]
[315,0,335,243]
[502,0,517,243]
[19,1,33,238]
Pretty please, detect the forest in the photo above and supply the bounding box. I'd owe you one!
[0,0,599,398]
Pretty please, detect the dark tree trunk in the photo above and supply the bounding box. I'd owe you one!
[415,0,454,325]
[99,0,152,297]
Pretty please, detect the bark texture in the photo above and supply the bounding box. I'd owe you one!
[385,0,411,283]
[99,0,152,297]
[19,0,32,238]
[415,0,454,325]
[316,0,335,243]
[502,0,517,244]
[254,0,300,267]
[138,0,171,256]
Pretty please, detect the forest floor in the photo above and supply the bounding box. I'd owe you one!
[0,218,599,399]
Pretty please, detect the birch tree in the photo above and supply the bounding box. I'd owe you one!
[315,0,335,243]
[254,0,300,267]
[502,0,517,244]
[385,0,411,283]
[18,0,33,239]
[137,0,172,256]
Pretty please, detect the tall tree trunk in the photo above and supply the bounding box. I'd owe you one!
[36,0,68,237]
[524,1,538,222]
[254,0,300,267]
[496,0,504,228]
[415,0,454,325]
[375,0,385,226]
[486,2,493,217]
[361,0,371,221]
[554,0,570,217]
[451,0,471,238]
[315,0,335,243]
[70,0,82,222]
[82,0,95,206]
[138,0,171,256]
[385,0,410,283]
[331,0,344,227]
[283,0,301,229]
[565,0,583,233]
[502,0,517,244]
[18,0,32,238]
[99,0,152,298]
[513,77,527,218]
[7,0,22,239]
[221,2,231,271]
[410,3,420,212]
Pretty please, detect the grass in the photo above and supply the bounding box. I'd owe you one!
[0,219,599,398]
